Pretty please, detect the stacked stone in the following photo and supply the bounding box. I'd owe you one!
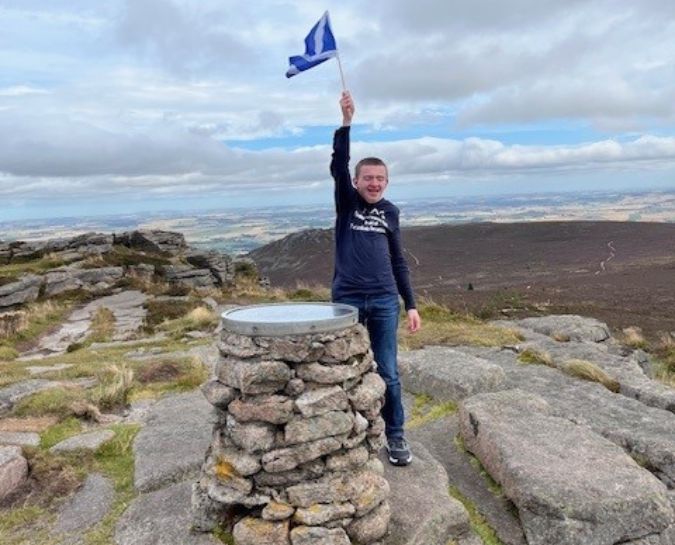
[193,323,390,545]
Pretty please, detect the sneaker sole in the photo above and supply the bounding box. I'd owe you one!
[388,454,413,466]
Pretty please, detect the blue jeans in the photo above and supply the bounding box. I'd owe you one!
[334,293,404,440]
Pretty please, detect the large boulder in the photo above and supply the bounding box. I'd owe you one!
[115,230,187,255]
[508,315,611,343]
[0,274,42,309]
[382,441,474,545]
[44,266,124,296]
[186,250,235,286]
[160,265,216,289]
[0,445,28,500]
[459,390,674,545]
[399,346,505,402]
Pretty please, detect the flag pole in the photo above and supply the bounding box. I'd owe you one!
[335,51,347,91]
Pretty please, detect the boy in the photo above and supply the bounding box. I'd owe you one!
[330,90,421,466]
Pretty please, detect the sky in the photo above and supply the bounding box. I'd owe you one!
[1,0,675,221]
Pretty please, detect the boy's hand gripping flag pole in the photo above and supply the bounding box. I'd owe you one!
[286,11,346,90]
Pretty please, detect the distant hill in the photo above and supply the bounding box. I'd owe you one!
[249,221,675,338]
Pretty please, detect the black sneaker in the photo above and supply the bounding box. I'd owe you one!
[387,437,412,466]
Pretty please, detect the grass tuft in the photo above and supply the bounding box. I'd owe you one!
[562,359,620,393]
[88,307,116,344]
[39,416,83,449]
[400,301,523,350]
[91,364,134,410]
[621,326,648,350]
[13,386,87,419]
[448,485,505,545]
[517,348,555,367]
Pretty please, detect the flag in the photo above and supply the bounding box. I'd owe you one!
[286,11,338,78]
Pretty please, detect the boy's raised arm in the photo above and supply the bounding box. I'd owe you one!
[330,91,356,212]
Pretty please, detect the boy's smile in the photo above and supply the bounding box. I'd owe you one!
[354,165,388,204]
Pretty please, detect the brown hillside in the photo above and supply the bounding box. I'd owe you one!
[249,221,675,338]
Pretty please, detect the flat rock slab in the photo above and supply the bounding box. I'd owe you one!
[0,431,40,447]
[55,473,115,535]
[459,390,674,545]
[24,290,148,358]
[50,429,115,453]
[115,481,221,545]
[0,445,28,500]
[405,409,527,545]
[0,379,60,413]
[382,441,473,545]
[508,314,611,342]
[133,391,213,492]
[26,364,74,375]
[497,321,675,413]
[462,345,675,487]
[399,346,505,402]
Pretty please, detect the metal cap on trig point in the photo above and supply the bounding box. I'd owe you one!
[221,302,358,336]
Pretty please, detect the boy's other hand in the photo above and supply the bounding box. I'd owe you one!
[407,309,421,333]
[340,91,355,127]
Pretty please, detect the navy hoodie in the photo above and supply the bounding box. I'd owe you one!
[330,126,416,310]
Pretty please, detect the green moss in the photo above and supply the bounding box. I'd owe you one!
[406,394,457,429]
[0,255,67,278]
[12,386,86,418]
[448,485,505,545]
[40,417,83,449]
[75,424,141,545]
[213,525,235,544]
[0,505,47,534]
[453,435,504,497]
[0,344,20,361]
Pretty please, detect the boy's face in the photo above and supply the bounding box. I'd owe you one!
[354,165,388,204]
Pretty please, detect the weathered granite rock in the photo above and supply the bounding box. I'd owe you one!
[295,386,349,418]
[186,250,235,286]
[399,346,506,402]
[326,446,369,472]
[294,502,355,526]
[254,459,326,487]
[382,440,476,545]
[0,431,40,447]
[0,379,61,413]
[50,429,115,453]
[291,525,350,545]
[26,363,73,375]
[115,229,187,255]
[263,501,295,521]
[319,327,371,364]
[233,516,290,545]
[116,481,221,545]
[55,473,114,534]
[295,354,374,384]
[464,344,675,487]
[134,391,213,492]
[348,372,386,412]
[262,437,343,473]
[511,314,611,342]
[0,445,27,500]
[200,380,236,409]
[0,274,41,309]
[459,390,674,545]
[284,411,353,445]
[216,358,291,395]
[227,415,277,453]
[44,266,124,296]
[219,333,268,359]
[161,264,215,289]
[346,500,390,543]
[229,395,294,425]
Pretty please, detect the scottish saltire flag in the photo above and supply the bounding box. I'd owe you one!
[286,11,337,78]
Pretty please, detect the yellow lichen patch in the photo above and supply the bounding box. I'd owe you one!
[214,458,240,481]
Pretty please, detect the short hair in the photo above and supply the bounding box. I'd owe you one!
[355,157,388,179]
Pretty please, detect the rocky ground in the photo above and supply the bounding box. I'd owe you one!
[1,230,674,545]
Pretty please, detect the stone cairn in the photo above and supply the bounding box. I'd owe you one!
[192,322,391,545]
